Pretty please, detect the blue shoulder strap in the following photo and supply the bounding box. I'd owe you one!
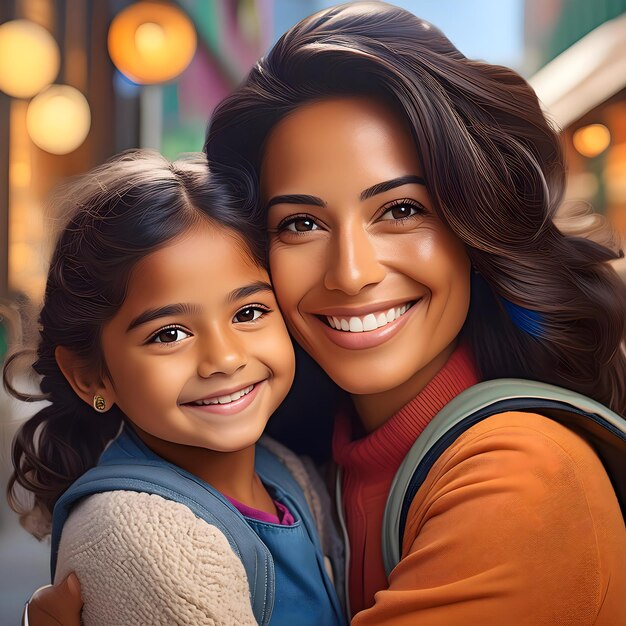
[51,428,302,626]
[255,443,323,552]
[382,378,626,577]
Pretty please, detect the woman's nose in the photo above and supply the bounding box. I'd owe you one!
[323,221,385,295]
[197,326,247,378]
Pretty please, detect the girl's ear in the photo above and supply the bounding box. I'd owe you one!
[55,346,116,412]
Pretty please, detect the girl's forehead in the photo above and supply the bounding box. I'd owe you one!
[124,224,269,300]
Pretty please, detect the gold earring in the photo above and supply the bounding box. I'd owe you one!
[93,395,107,412]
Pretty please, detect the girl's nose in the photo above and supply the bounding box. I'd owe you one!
[323,221,385,295]
[197,327,247,378]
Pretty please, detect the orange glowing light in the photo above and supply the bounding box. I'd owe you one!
[108,2,197,84]
[573,124,611,158]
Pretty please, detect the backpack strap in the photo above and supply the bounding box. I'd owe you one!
[381,378,626,577]
[51,428,298,626]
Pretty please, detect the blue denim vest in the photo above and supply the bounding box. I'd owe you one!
[52,427,346,626]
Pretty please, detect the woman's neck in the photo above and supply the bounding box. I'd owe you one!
[131,425,276,514]
[352,341,457,433]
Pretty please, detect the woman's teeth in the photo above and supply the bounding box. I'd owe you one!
[326,303,413,332]
[191,385,254,406]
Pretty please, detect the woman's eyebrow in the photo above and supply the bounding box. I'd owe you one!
[360,175,427,200]
[265,194,326,211]
[127,303,201,332]
[228,281,274,303]
[265,176,426,211]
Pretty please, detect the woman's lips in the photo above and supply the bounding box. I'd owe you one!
[180,382,263,416]
[313,299,421,350]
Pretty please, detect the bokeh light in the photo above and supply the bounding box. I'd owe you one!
[0,19,60,98]
[108,2,197,84]
[573,123,611,158]
[26,85,91,154]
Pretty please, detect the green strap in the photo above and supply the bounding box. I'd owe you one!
[382,378,626,577]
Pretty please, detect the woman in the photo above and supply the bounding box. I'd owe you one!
[24,2,626,624]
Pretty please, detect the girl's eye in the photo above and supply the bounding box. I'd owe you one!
[149,327,191,344]
[233,306,269,323]
[278,215,321,233]
[379,201,426,221]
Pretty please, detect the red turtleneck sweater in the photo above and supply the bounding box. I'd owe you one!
[333,346,626,626]
[332,345,479,614]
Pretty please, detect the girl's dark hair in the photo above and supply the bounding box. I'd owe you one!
[205,1,626,417]
[4,150,263,536]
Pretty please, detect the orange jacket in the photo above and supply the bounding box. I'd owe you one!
[352,411,626,626]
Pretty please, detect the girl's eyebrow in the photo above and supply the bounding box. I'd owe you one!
[265,175,427,210]
[127,303,201,332]
[126,282,273,332]
[228,281,274,303]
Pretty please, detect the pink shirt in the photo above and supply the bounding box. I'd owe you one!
[226,495,295,526]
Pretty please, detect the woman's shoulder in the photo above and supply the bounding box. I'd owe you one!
[435,410,616,499]
[399,410,626,624]
[442,411,603,471]
[56,490,256,625]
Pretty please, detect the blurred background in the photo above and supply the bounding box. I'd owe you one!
[0,0,625,622]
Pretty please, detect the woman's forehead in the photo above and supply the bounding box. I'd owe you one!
[261,97,422,193]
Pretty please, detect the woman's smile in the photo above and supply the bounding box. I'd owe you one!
[310,298,424,350]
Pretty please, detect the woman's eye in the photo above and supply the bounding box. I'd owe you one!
[233,307,268,323]
[380,202,424,221]
[150,327,191,344]
[280,216,320,232]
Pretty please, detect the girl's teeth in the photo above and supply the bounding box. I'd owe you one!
[192,385,254,406]
[326,303,413,333]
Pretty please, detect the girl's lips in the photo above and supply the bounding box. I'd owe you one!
[312,299,422,350]
[181,381,263,417]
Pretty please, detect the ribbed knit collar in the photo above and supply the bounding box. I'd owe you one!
[332,344,480,476]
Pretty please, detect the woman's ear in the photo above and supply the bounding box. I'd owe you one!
[55,346,116,412]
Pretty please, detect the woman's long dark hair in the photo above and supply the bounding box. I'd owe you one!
[205,1,626,417]
[4,151,264,536]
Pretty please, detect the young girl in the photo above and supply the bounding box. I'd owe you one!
[5,151,345,626]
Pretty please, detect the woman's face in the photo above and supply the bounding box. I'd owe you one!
[262,97,471,423]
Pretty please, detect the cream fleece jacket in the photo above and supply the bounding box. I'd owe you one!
[54,437,340,626]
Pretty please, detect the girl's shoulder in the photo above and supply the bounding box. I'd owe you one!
[56,490,256,626]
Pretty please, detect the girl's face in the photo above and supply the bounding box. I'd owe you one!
[262,97,471,425]
[99,220,295,455]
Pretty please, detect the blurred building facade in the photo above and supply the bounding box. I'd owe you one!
[526,0,626,242]
[0,0,274,313]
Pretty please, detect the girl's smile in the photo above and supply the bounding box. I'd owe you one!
[180,380,264,416]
